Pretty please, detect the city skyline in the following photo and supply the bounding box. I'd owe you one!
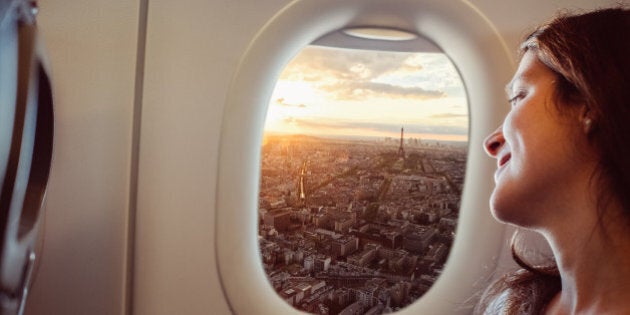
[258,135,465,314]
[264,45,468,142]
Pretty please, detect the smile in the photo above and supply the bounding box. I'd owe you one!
[494,153,511,182]
[498,153,511,168]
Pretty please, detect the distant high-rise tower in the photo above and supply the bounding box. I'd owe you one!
[398,127,405,158]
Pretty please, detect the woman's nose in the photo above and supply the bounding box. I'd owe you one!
[484,126,505,157]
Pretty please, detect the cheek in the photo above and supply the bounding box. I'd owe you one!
[501,107,523,145]
[503,108,547,165]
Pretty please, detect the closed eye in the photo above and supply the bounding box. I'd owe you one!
[508,91,525,107]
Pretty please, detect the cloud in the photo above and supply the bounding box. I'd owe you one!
[321,81,445,101]
[429,113,468,119]
[281,46,416,82]
[276,98,307,108]
[278,46,448,101]
[270,46,468,140]
[285,118,468,136]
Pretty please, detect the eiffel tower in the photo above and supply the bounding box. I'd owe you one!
[398,127,405,158]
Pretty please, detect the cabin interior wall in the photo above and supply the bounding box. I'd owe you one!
[21,0,623,314]
[133,0,290,314]
[25,0,141,314]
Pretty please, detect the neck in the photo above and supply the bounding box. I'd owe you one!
[541,202,630,314]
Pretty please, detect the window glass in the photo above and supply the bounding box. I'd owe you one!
[258,42,467,314]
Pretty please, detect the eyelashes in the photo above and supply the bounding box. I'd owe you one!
[508,91,526,107]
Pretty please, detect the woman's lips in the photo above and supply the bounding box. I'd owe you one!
[494,153,511,182]
[498,153,511,168]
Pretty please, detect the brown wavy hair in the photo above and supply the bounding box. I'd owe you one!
[476,6,630,314]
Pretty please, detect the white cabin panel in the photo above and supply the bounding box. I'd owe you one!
[25,0,141,314]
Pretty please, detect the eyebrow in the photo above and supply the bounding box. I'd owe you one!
[504,71,533,98]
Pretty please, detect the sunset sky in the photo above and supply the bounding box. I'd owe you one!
[264,45,468,142]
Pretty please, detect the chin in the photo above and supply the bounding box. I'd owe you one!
[489,191,538,228]
[489,205,514,225]
[492,209,543,231]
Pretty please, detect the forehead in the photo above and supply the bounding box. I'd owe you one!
[506,51,555,93]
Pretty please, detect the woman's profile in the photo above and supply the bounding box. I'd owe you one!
[477,7,630,315]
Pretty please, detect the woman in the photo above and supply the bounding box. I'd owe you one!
[477,7,630,314]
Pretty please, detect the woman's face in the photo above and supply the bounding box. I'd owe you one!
[484,51,590,228]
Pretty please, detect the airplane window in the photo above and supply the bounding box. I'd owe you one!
[258,35,467,314]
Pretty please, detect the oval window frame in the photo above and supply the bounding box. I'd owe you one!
[216,0,514,314]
